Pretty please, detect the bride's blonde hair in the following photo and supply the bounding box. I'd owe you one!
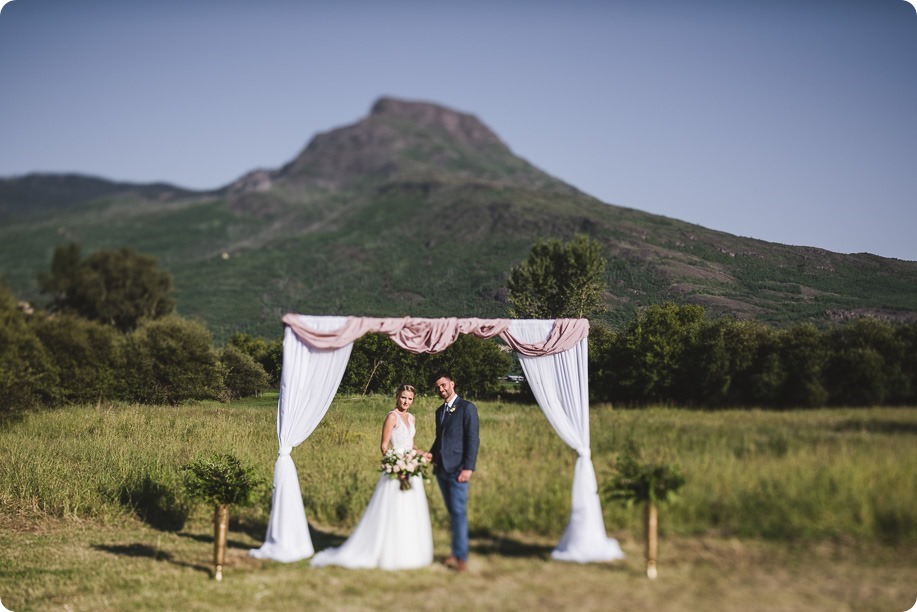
[395,383,416,396]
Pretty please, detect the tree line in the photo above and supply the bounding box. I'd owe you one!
[0,244,513,412]
[2,240,915,412]
[1,245,280,411]
[507,235,916,408]
[587,303,917,408]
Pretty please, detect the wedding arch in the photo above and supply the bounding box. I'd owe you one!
[248,314,624,564]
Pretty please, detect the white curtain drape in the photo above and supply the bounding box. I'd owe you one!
[511,320,624,563]
[249,318,354,562]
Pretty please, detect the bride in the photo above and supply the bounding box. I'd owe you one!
[311,384,434,570]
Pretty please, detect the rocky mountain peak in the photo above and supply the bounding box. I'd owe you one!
[369,97,505,148]
[275,97,516,191]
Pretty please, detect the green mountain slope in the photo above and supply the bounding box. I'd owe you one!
[2,97,915,342]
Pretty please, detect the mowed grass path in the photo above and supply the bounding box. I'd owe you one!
[1,397,915,611]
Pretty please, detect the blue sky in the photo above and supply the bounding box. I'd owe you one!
[2,0,915,260]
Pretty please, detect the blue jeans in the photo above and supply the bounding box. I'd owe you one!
[436,471,470,561]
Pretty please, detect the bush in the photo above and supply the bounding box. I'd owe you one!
[609,302,705,406]
[588,322,617,403]
[123,316,223,405]
[824,319,904,406]
[220,345,271,400]
[0,283,58,411]
[776,324,828,408]
[604,442,686,505]
[30,313,124,405]
[182,453,264,507]
[227,332,282,387]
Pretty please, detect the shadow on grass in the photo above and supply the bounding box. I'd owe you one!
[832,418,917,435]
[230,514,270,544]
[176,521,347,554]
[469,530,555,559]
[176,532,253,551]
[90,543,210,574]
[117,475,190,532]
[308,524,348,551]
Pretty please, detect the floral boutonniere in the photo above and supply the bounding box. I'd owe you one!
[447,403,456,414]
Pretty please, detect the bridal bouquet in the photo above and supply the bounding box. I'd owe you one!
[380,449,430,491]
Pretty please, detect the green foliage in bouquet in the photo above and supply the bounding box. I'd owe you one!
[182,453,264,507]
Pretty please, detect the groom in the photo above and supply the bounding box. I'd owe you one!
[429,370,479,572]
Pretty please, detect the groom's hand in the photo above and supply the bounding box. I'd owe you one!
[457,469,473,483]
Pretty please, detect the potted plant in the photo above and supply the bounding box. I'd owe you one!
[182,453,264,581]
[603,442,685,579]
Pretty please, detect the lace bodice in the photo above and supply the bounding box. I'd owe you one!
[388,411,416,453]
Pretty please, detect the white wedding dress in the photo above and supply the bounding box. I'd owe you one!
[311,411,434,570]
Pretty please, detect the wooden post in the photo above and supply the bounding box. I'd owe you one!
[213,504,229,581]
[645,501,658,579]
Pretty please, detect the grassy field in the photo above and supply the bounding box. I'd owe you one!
[1,397,915,611]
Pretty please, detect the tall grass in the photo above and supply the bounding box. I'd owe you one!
[0,402,276,527]
[1,398,914,543]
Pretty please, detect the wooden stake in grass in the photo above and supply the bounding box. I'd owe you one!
[182,453,264,581]
[213,504,229,581]
[603,442,685,579]
[645,501,658,579]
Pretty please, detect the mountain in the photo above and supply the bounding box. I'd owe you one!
[1,97,916,342]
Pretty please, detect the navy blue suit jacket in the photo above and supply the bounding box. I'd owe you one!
[430,396,479,475]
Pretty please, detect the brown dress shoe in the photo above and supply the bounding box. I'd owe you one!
[455,559,467,572]
[443,555,459,568]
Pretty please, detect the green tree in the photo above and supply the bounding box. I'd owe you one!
[612,302,705,405]
[823,318,905,406]
[421,334,514,399]
[123,316,223,405]
[39,243,175,332]
[0,282,58,411]
[587,322,618,403]
[718,320,782,407]
[339,333,418,395]
[219,344,271,400]
[507,234,607,318]
[894,323,917,404]
[227,332,283,387]
[777,324,828,408]
[680,317,741,407]
[30,313,124,405]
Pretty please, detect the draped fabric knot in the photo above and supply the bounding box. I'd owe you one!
[576,447,591,459]
[282,314,587,356]
[278,446,293,457]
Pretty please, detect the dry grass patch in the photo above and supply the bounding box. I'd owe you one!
[1,514,914,612]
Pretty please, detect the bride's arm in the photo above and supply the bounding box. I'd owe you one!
[380,412,396,455]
